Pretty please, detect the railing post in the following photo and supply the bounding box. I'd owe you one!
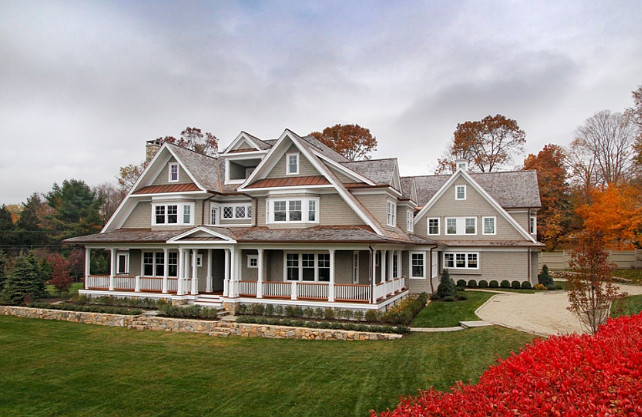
[291,281,298,300]
[135,275,141,292]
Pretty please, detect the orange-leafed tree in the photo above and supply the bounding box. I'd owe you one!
[576,184,642,249]
[309,124,377,161]
[437,114,526,173]
[524,144,572,249]
[48,253,73,297]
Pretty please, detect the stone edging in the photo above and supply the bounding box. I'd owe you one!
[0,306,402,341]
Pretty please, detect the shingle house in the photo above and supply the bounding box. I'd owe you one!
[66,129,542,312]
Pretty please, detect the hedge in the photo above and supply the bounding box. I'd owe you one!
[29,302,142,315]
[373,313,642,416]
[236,316,410,334]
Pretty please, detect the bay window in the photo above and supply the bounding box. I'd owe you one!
[152,203,194,226]
[268,198,319,224]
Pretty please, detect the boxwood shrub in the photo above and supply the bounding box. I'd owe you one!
[467,279,477,288]
[521,281,532,289]
[489,280,499,288]
[500,280,511,288]
[456,279,467,288]
[478,280,489,288]
[511,280,522,289]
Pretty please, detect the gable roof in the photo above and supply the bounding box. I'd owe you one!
[410,170,541,209]
[299,135,349,163]
[340,158,401,191]
[400,177,417,202]
[222,131,273,153]
[414,169,538,243]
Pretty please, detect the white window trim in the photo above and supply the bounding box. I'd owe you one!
[221,203,253,220]
[247,254,258,268]
[142,251,178,277]
[283,252,331,282]
[196,254,203,267]
[209,203,219,225]
[427,217,440,235]
[151,202,195,226]
[116,252,129,275]
[286,152,299,175]
[386,200,397,227]
[445,217,477,235]
[409,251,426,279]
[482,216,496,236]
[443,252,480,270]
[406,211,414,233]
[168,162,179,182]
[530,216,537,234]
[266,197,320,224]
[455,185,466,200]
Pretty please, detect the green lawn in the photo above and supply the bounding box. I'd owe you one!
[0,315,534,417]
[412,291,494,328]
[45,281,83,297]
[612,269,642,284]
[611,294,642,317]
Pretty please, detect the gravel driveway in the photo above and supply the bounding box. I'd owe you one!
[475,284,642,336]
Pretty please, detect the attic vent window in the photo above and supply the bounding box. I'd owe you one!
[169,163,179,182]
[287,153,299,175]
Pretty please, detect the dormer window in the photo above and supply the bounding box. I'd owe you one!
[286,153,299,175]
[169,163,179,182]
[455,185,466,200]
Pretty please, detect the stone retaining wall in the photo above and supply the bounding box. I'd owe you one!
[0,306,402,340]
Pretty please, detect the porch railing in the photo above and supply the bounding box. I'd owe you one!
[86,275,110,289]
[297,282,328,299]
[239,280,257,297]
[262,281,291,298]
[334,284,370,302]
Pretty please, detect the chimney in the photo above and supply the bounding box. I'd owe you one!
[455,159,469,172]
[146,139,161,163]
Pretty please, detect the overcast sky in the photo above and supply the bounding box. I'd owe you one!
[1,0,641,204]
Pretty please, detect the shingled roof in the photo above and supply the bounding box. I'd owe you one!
[340,158,399,187]
[410,170,541,209]
[166,143,222,192]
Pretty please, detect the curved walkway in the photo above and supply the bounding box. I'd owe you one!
[476,284,642,336]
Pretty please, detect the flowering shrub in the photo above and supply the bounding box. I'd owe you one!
[372,313,642,417]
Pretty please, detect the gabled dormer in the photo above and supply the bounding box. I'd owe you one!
[221,132,271,185]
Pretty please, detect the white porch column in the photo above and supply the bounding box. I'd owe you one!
[388,250,394,279]
[229,248,237,297]
[257,249,264,298]
[191,250,199,295]
[328,249,335,302]
[84,248,91,290]
[371,249,376,303]
[206,249,213,293]
[177,248,184,296]
[223,249,230,297]
[162,248,169,294]
[381,249,387,283]
[109,248,116,291]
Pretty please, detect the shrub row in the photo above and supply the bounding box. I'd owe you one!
[29,301,143,315]
[456,279,532,289]
[373,313,642,416]
[71,294,164,309]
[157,304,220,320]
[235,315,410,334]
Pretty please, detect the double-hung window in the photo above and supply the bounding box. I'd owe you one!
[406,211,414,233]
[285,253,331,282]
[386,200,397,226]
[428,218,440,235]
[286,153,299,175]
[268,198,319,224]
[455,185,466,200]
[410,252,425,279]
[483,216,496,235]
[168,163,179,182]
[530,216,537,234]
[445,217,477,235]
[142,251,177,276]
[444,252,479,269]
[153,203,194,226]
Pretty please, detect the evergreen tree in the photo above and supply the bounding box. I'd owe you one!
[1,252,46,304]
[0,204,16,250]
[45,179,103,240]
[16,193,50,248]
[0,250,7,292]
[437,269,457,299]
[538,264,555,289]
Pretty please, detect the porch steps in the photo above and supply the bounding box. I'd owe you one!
[193,295,229,318]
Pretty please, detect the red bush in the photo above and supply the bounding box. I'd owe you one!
[373,314,642,417]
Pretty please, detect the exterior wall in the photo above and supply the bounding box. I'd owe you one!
[240,249,259,281]
[334,250,353,284]
[444,250,530,284]
[354,193,395,230]
[122,202,152,228]
[406,250,433,294]
[266,250,284,282]
[415,178,525,241]
[506,209,530,233]
[152,157,193,186]
[328,167,356,184]
[265,145,320,178]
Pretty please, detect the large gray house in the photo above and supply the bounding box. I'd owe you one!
[66,129,543,312]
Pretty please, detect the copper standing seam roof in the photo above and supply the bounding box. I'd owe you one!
[245,176,331,188]
[133,183,202,194]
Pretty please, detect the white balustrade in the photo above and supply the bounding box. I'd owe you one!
[113,276,135,290]
[374,282,386,300]
[140,277,163,292]
[239,281,257,296]
[166,278,178,293]
[262,282,291,298]
[297,282,328,299]
[334,284,370,302]
[180,278,192,295]
[86,275,110,289]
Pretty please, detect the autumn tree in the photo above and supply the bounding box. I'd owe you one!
[118,127,218,192]
[94,182,126,224]
[523,144,572,249]
[309,124,378,161]
[437,114,526,173]
[576,184,642,249]
[629,85,642,168]
[48,253,73,297]
[572,110,636,187]
[566,233,624,334]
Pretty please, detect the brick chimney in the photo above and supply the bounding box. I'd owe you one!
[146,139,161,163]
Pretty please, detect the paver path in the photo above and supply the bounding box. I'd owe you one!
[475,283,642,336]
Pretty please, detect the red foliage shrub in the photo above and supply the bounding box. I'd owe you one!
[372,314,642,417]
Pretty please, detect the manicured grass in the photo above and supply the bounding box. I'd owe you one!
[45,281,83,297]
[412,291,494,328]
[0,316,534,417]
[612,269,642,284]
[611,294,642,317]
